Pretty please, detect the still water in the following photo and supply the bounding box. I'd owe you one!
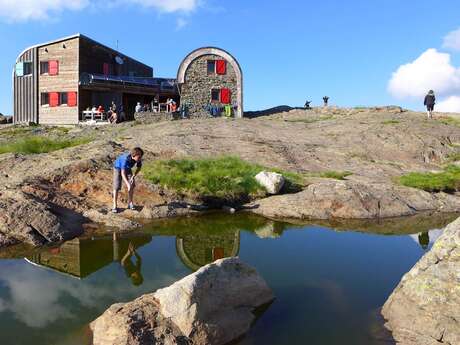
[0,212,456,345]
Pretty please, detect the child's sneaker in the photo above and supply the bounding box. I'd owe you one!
[128,203,135,210]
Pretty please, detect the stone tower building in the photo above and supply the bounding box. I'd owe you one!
[177,47,243,118]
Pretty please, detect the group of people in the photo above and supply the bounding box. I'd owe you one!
[204,103,234,117]
[304,96,330,109]
[303,91,437,119]
[88,101,122,124]
[135,98,178,113]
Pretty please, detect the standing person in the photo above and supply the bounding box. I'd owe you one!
[424,90,436,119]
[323,96,329,107]
[135,102,142,113]
[112,147,144,213]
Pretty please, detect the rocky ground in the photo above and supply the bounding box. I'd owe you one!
[382,216,460,345]
[1,106,460,248]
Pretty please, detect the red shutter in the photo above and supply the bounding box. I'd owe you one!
[49,60,59,75]
[49,92,59,107]
[220,88,231,104]
[103,63,109,76]
[68,92,77,107]
[216,60,226,75]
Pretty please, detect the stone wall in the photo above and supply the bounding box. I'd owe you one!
[180,54,238,118]
[134,111,180,123]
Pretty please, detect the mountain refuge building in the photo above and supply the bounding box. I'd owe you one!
[13,34,244,124]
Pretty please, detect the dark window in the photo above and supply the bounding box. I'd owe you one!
[211,89,220,102]
[41,93,49,106]
[40,61,49,74]
[23,62,33,75]
[207,60,216,75]
[59,92,68,105]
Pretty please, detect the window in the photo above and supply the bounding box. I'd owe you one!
[211,89,220,102]
[207,60,216,75]
[16,62,32,76]
[40,61,49,75]
[49,60,59,76]
[49,92,59,107]
[59,92,68,105]
[41,93,49,106]
[220,88,231,104]
[23,62,33,75]
[216,60,226,75]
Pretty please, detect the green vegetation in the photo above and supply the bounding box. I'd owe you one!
[142,156,304,200]
[447,152,460,162]
[439,116,460,128]
[398,165,460,193]
[382,120,400,125]
[0,136,92,155]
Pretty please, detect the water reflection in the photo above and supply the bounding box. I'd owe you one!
[26,233,151,280]
[0,212,458,345]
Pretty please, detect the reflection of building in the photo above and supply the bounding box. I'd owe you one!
[26,234,151,278]
[176,231,240,271]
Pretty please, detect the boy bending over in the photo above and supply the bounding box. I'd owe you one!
[112,147,144,213]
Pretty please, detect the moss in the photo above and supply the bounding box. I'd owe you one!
[439,117,460,128]
[142,156,304,201]
[382,120,400,125]
[0,136,92,155]
[398,165,460,193]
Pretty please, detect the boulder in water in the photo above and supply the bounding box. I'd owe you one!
[90,257,274,345]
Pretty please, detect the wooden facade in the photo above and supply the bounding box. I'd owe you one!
[13,34,174,125]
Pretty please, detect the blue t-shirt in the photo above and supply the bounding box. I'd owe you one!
[114,153,142,170]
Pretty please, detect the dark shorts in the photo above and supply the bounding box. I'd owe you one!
[426,104,434,111]
[113,168,133,191]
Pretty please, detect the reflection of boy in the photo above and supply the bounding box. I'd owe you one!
[112,147,144,213]
[121,242,143,286]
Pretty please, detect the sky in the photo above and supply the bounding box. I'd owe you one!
[1,0,460,115]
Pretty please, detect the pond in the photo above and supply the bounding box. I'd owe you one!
[0,212,456,345]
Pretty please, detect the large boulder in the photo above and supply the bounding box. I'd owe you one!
[255,171,285,194]
[249,180,460,220]
[91,258,274,345]
[382,217,460,345]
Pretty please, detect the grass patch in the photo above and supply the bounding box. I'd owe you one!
[439,117,460,127]
[142,156,303,200]
[382,120,400,125]
[447,152,460,162]
[0,136,92,154]
[398,165,460,193]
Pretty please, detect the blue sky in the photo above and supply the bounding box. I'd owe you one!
[1,0,460,115]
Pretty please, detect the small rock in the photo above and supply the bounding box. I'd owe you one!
[255,171,285,194]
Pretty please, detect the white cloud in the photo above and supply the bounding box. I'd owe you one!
[0,0,200,22]
[176,17,188,30]
[443,28,460,51]
[437,96,460,113]
[388,48,460,99]
[0,0,89,22]
[127,0,200,13]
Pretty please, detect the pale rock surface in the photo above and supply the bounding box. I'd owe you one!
[91,258,274,345]
[255,171,285,194]
[382,217,460,345]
